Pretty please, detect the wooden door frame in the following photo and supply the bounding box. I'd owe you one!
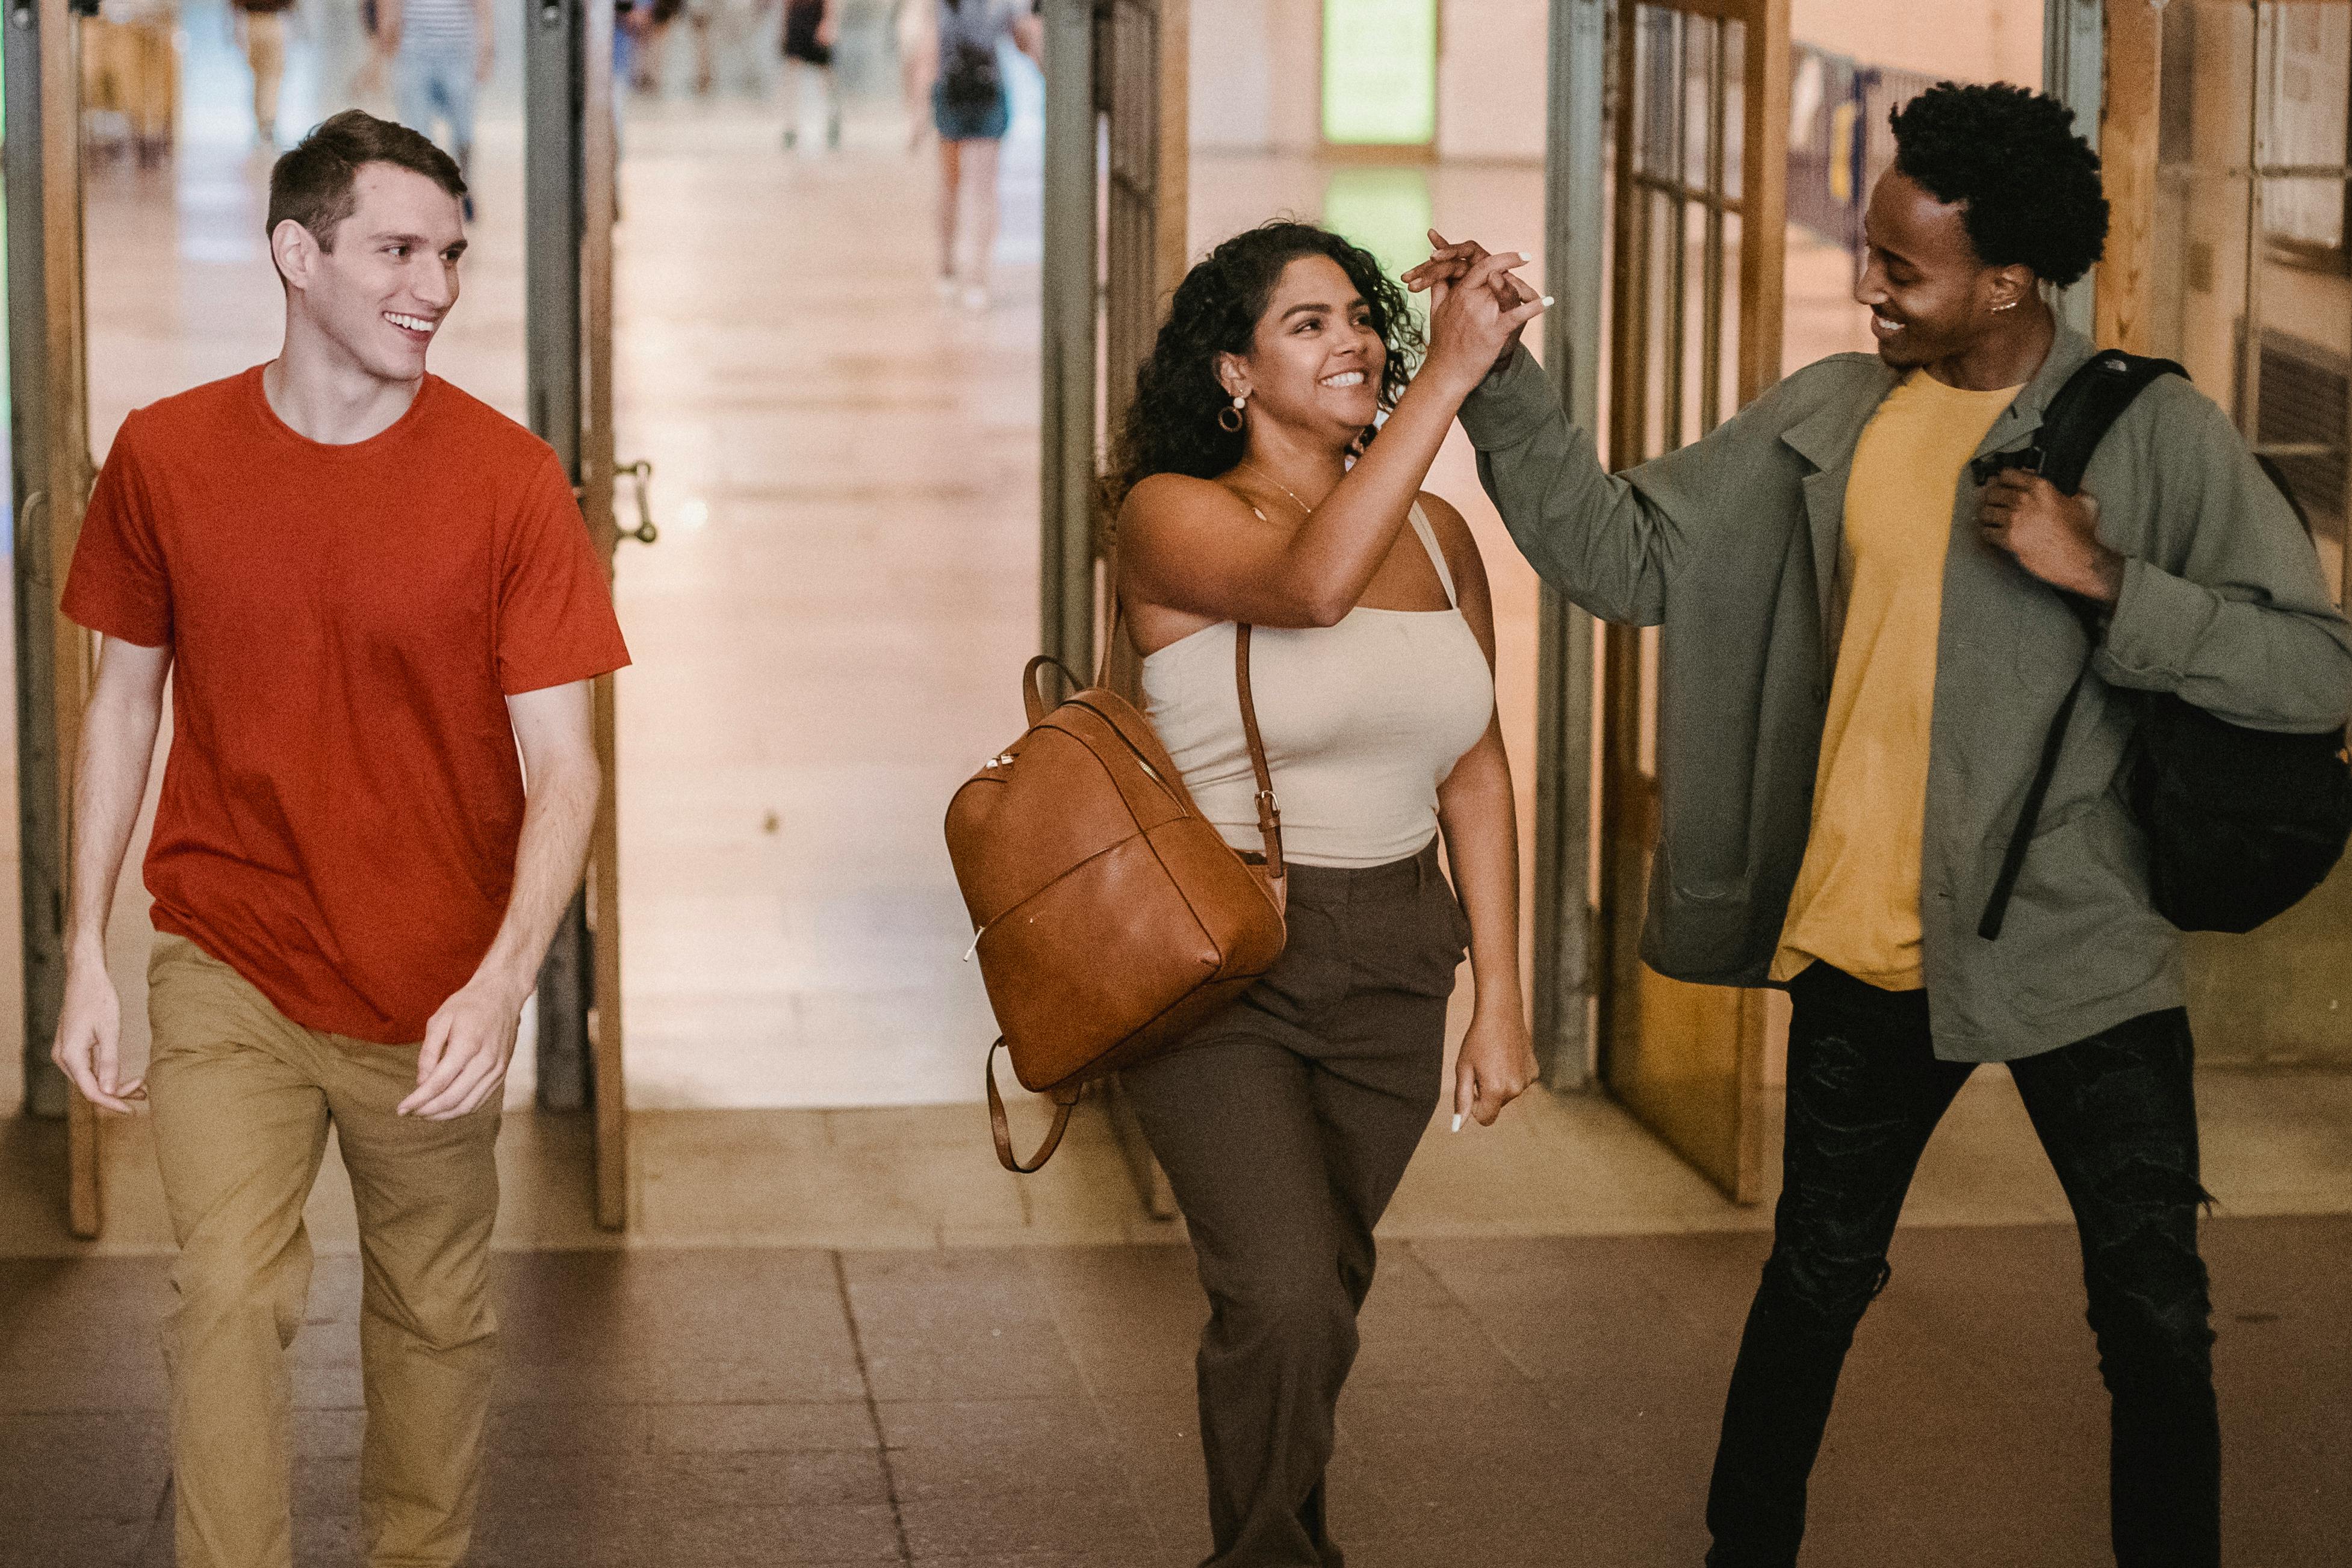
[7,0,103,1238]
[1596,0,1787,1205]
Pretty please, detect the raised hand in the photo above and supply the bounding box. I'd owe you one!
[1409,230,1544,383]
[1420,244,1547,397]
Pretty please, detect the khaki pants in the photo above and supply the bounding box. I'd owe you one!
[146,934,502,1568]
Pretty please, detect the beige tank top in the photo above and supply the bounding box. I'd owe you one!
[1140,503,1495,870]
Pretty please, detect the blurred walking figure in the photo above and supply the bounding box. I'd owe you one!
[82,0,179,167]
[780,0,842,149]
[378,0,492,211]
[895,0,936,149]
[931,0,1038,311]
[686,0,773,96]
[234,0,296,147]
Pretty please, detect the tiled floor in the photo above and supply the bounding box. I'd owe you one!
[5,1219,2347,1567]
[8,1064,2350,1260]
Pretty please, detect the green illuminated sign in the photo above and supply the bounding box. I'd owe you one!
[1322,0,1438,147]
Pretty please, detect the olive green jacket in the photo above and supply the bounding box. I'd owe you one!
[1460,327,2352,1062]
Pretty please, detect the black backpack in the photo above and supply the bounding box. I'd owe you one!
[941,37,1004,109]
[1973,351,2352,939]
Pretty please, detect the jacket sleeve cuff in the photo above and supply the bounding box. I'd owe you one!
[2099,556,2211,686]
[1457,344,1559,452]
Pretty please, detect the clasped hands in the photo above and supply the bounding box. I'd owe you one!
[1402,230,1548,394]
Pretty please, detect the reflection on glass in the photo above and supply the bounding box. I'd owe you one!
[2150,1,2352,606]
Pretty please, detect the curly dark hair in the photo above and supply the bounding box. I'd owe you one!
[1108,220,1423,507]
[1889,82,2108,288]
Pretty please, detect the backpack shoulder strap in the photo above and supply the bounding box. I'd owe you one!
[2022,351,2188,495]
[1974,350,2186,943]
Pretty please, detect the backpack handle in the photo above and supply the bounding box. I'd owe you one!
[1023,656,1082,726]
[986,1039,1079,1173]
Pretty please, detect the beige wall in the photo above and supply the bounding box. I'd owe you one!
[1791,0,2042,86]
[1191,0,1547,160]
[1194,1,2043,159]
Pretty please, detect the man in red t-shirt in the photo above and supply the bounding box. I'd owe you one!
[52,110,628,1568]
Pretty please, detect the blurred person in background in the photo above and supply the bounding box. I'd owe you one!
[83,0,180,167]
[931,0,1037,311]
[377,0,492,217]
[233,0,297,148]
[780,0,842,150]
[686,0,774,97]
[895,0,935,150]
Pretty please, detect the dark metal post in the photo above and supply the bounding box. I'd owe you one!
[526,0,593,1110]
[1530,0,1607,1088]
[1040,0,1099,684]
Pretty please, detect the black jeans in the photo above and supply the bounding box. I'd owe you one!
[1705,964,2220,1567]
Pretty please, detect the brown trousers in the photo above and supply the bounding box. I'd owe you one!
[1123,842,1468,1568]
[145,934,503,1568]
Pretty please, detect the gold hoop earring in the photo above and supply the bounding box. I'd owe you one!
[1217,394,1247,433]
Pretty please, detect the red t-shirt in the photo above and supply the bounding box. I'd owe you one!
[63,367,632,1044]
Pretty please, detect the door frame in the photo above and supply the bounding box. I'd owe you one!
[1594,0,1789,1204]
[1530,0,1609,1086]
[7,0,103,1238]
[526,0,629,1230]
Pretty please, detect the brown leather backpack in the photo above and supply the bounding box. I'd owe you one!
[943,630,1286,1171]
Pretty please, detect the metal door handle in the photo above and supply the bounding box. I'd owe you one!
[615,459,658,545]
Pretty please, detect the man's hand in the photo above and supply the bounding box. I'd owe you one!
[51,947,143,1114]
[1420,244,1547,399]
[399,970,526,1120]
[1979,469,2126,604]
[1405,230,1541,380]
[1452,1005,1537,1130]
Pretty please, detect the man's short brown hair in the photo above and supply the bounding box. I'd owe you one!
[266,110,466,254]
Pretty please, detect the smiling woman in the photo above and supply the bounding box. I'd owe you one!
[1097,219,1547,1567]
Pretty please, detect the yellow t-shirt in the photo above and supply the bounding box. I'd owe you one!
[1771,370,2022,990]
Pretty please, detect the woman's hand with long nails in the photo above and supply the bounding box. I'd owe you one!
[1420,244,1547,399]
[1408,230,1544,381]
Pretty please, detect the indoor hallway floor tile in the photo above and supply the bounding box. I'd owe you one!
[8,1058,2351,1261]
[5,1221,2346,1567]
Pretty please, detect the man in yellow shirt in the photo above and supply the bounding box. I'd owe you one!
[1421,82,2352,1568]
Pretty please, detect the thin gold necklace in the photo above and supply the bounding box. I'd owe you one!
[1238,461,1316,517]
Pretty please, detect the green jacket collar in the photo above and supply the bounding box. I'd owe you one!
[1775,321,2102,644]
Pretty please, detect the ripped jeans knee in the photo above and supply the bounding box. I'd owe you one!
[2082,1194,2217,1395]
[1758,1244,1893,1340]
